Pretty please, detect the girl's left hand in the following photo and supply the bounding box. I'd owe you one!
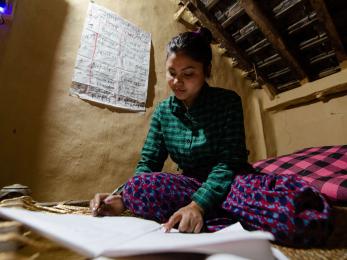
[163,201,204,233]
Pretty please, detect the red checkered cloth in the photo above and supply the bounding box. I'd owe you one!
[252,145,347,203]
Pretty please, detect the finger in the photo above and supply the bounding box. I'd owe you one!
[90,201,101,216]
[94,193,103,209]
[90,200,99,217]
[93,206,102,217]
[95,203,110,217]
[89,199,95,210]
[91,193,108,216]
[104,194,122,204]
[178,214,190,233]
[94,203,106,217]
[95,193,111,208]
[187,217,196,233]
[90,196,99,215]
[164,213,182,232]
[193,219,203,233]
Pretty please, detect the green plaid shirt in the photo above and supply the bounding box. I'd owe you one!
[135,83,248,212]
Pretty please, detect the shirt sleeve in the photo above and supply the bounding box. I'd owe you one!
[192,95,248,212]
[135,105,169,175]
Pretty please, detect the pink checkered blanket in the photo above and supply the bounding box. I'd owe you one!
[252,145,347,203]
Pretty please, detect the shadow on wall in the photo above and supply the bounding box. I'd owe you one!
[146,43,157,108]
[0,0,68,190]
[258,99,278,159]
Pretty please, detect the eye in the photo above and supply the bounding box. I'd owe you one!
[168,71,176,77]
[183,72,193,78]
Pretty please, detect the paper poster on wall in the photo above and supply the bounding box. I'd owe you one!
[70,3,151,111]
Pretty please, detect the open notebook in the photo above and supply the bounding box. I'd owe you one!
[0,207,277,259]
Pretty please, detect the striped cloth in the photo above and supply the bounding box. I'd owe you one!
[252,145,347,202]
[135,83,248,211]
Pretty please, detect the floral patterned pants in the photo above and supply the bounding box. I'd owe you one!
[122,172,331,246]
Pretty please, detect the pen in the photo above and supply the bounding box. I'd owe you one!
[94,184,124,216]
[109,184,125,196]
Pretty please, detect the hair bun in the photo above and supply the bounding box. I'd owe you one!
[195,27,213,44]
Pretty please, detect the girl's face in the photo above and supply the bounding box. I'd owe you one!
[166,52,207,108]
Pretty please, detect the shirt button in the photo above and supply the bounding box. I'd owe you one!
[186,139,191,144]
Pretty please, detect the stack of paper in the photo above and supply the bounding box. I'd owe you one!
[0,207,279,259]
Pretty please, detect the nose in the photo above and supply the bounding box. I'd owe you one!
[173,74,183,85]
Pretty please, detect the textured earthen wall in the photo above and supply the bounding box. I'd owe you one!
[0,0,258,201]
[2,1,343,201]
[260,85,347,157]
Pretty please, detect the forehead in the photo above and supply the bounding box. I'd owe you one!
[166,52,203,69]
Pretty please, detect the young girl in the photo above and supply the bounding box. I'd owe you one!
[90,28,331,246]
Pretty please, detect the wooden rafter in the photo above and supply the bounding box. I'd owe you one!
[240,0,307,80]
[181,0,250,70]
[181,0,278,93]
[308,0,347,62]
[206,0,220,10]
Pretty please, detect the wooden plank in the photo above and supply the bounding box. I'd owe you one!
[265,82,347,111]
[181,0,250,70]
[240,0,307,80]
[181,0,278,94]
[221,2,244,28]
[206,0,220,10]
[308,0,347,62]
[264,69,347,111]
[262,84,277,100]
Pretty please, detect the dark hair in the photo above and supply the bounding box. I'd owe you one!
[166,27,213,77]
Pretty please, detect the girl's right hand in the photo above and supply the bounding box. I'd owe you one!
[90,193,125,217]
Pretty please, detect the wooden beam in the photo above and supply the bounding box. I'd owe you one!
[181,0,278,94]
[308,0,347,62]
[263,69,347,111]
[206,0,220,10]
[181,0,250,70]
[265,82,347,111]
[240,0,307,80]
